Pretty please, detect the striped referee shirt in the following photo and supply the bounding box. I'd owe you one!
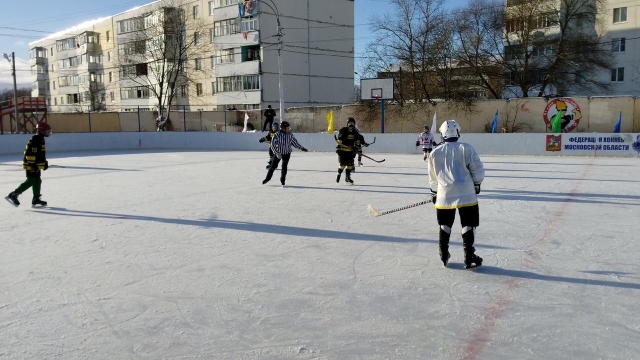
[271,131,305,155]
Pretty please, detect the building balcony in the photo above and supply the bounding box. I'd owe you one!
[215,59,259,77]
[30,57,46,66]
[213,2,258,21]
[32,73,47,81]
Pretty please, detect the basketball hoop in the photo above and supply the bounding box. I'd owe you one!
[373,96,380,102]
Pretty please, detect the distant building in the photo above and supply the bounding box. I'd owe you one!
[29,0,355,112]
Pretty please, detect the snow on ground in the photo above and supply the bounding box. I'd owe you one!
[1,150,639,360]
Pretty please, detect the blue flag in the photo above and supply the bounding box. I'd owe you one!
[491,110,498,133]
[613,111,621,133]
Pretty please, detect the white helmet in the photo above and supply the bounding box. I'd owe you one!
[439,120,461,140]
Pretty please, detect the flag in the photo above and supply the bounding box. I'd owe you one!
[326,111,334,133]
[242,112,249,132]
[551,111,562,133]
[613,111,621,133]
[491,109,498,133]
[431,112,437,138]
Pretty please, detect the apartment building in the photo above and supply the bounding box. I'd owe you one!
[29,0,355,113]
[502,0,640,98]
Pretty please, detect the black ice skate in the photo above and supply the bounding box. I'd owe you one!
[345,175,354,184]
[31,194,47,208]
[358,161,363,167]
[280,179,285,188]
[336,173,341,183]
[5,192,20,207]
[439,248,451,267]
[464,248,483,269]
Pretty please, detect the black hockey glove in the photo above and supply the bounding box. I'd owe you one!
[301,148,308,152]
[364,143,369,147]
[430,190,437,203]
[43,161,49,171]
[415,141,420,147]
[259,138,265,143]
[474,183,481,194]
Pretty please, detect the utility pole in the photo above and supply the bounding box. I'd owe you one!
[2,52,19,133]
[261,0,285,122]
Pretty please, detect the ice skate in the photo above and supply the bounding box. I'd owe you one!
[358,161,363,167]
[345,175,354,185]
[5,192,20,207]
[464,247,482,269]
[31,194,47,208]
[280,179,285,188]
[439,248,450,267]
[336,173,341,183]
[262,178,270,185]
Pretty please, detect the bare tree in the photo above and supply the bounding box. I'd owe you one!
[362,0,449,104]
[457,0,611,98]
[0,88,31,101]
[115,0,214,117]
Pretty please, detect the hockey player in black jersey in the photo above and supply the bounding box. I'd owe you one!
[258,121,279,169]
[356,132,370,167]
[5,122,51,207]
[335,117,361,184]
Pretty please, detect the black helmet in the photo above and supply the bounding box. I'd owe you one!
[347,117,356,125]
[280,121,291,128]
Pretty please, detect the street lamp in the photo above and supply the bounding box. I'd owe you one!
[2,52,19,133]
[259,0,285,122]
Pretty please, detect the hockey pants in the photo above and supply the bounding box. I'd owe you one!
[14,170,42,197]
[265,153,291,182]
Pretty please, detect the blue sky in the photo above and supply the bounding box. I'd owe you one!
[0,0,468,87]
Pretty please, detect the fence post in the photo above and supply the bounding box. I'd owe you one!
[137,106,141,132]
[224,110,227,132]
[312,108,315,133]
[183,105,186,131]
[88,109,92,133]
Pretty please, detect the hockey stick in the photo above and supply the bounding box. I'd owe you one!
[368,136,376,145]
[367,199,432,217]
[360,153,385,163]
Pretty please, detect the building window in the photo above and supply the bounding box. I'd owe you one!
[214,19,240,36]
[120,86,150,99]
[53,81,56,90]
[215,0,236,7]
[194,32,201,45]
[613,7,627,23]
[110,91,115,102]
[242,45,260,62]
[196,83,203,96]
[612,38,626,53]
[117,17,144,34]
[241,18,259,32]
[106,31,110,42]
[118,40,146,55]
[210,55,215,69]
[195,58,202,70]
[210,28,215,43]
[611,67,624,82]
[242,74,260,90]
[108,51,112,62]
[216,49,234,64]
[193,5,199,19]
[211,81,216,94]
[54,98,57,105]
[108,72,113,82]
[50,47,53,56]
[180,85,187,97]
[209,1,214,15]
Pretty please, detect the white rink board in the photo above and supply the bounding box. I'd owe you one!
[0,132,638,157]
[1,151,639,359]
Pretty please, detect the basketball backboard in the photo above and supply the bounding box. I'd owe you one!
[360,78,394,101]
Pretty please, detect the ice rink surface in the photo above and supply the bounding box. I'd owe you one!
[1,150,639,360]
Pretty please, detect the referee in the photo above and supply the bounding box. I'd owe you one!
[262,121,308,187]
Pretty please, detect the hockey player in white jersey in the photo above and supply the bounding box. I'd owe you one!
[416,126,436,161]
[427,120,485,268]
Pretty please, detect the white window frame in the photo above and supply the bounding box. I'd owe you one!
[209,1,214,15]
[611,67,624,82]
[612,38,626,53]
[241,18,259,32]
[193,5,199,19]
[613,7,627,23]
[196,83,203,96]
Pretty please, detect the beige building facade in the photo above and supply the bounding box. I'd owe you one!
[29,0,355,113]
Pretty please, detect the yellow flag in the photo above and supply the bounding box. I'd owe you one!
[326,111,334,133]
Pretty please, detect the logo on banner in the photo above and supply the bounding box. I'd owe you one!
[546,134,562,152]
[633,134,640,153]
[543,98,582,133]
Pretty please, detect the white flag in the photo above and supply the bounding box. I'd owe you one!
[431,112,437,141]
[242,112,249,132]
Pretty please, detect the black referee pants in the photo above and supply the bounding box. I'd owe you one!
[265,153,291,183]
